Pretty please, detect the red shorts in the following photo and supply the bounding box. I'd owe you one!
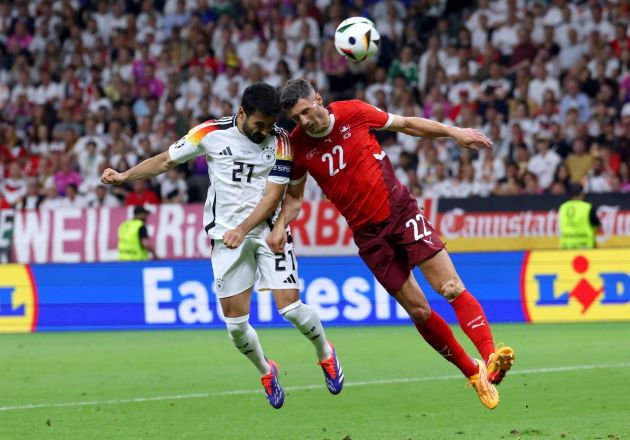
[353,192,444,295]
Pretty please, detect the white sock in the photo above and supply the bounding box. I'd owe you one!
[225,315,270,375]
[279,300,332,361]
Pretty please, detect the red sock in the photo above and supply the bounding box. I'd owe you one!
[451,290,495,363]
[415,310,478,378]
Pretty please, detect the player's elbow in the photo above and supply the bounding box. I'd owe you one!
[160,151,176,172]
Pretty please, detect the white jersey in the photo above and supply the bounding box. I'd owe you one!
[168,116,292,239]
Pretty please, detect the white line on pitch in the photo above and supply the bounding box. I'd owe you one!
[1,362,628,412]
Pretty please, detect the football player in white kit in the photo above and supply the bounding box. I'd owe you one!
[101,83,343,409]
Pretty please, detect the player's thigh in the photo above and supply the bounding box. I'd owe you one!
[355,225,410,295]
[417,248,466,300]
[211,238,257,301]
[254,236,299,294]
[272,289,301,310]
[220,287,254,318]
[395,199,445,267]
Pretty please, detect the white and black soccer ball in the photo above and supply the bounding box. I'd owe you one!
[334,17,380,63]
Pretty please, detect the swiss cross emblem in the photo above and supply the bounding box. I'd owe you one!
[339,124,351,139]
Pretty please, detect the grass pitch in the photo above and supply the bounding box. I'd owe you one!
[1,323,629,440]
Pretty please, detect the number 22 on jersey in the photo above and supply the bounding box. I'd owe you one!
[322,145,346,176]
[406,213,433,241]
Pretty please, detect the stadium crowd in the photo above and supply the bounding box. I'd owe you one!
[0,0,629,210]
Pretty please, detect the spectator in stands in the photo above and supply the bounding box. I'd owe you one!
[584,157,613,193]
[491,9,520,62]
[15,177,44,210]
[87,184,121,208]
[125,180,160,206]
[551,162,572,194]
[160,168,188,204]
[559,28,587,71]
[528,63,561,108]
[510,27,537,69]
[528,136,562,190]
[566,137,593,183]
[39,186,62,210]
[388,46,417,87]
[493,162,521,196]
[61,183,88,208]
[0,162,26,206]
[523,172,542,195]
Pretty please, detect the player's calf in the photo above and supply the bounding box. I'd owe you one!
[225,315,270,375]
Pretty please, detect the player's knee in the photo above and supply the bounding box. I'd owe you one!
[278,299,303,317]
[274,290,301,310]
[224,315,250,340]
[439,279,465,301]
[407,304,432,324]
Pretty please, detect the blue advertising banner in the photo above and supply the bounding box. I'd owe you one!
[0,253,527,332]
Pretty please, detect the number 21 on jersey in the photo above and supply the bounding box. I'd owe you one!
[322,145,346,176]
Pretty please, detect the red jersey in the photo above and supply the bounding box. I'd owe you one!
[290,100,405,230]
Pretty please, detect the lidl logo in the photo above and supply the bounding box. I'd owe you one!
[521,250,630,322]
[0,264,38,333]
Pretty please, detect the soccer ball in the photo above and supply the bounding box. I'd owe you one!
[334,17,380,62]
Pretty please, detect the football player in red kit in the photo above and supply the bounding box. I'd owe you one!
[269,79,514,410]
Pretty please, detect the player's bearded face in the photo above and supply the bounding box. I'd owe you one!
[242,112,275,144]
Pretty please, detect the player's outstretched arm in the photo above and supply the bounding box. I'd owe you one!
[387,115,493,150]
[223,181,287,249]
[101,151,177,185]
[267,178,306,254]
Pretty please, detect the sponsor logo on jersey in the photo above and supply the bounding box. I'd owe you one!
[306,148,320,160]
[261,149,275,164]
[521,250,630,322]
[0,265,38,333]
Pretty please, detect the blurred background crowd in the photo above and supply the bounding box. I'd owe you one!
[0,0,629,210]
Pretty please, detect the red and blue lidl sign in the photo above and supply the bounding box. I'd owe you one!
[0,265,38,333]
[521,249,630,322]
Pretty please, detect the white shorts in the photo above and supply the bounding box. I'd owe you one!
[211,235,299,299]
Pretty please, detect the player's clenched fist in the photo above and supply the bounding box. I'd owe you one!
[266,227,287,254]
[223,228,245,249]
[101,168,126,185]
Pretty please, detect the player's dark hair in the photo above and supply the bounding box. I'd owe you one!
[241,83,280,117]
[280,79,315,111]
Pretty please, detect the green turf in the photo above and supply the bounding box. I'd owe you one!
[1,323,629,440]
